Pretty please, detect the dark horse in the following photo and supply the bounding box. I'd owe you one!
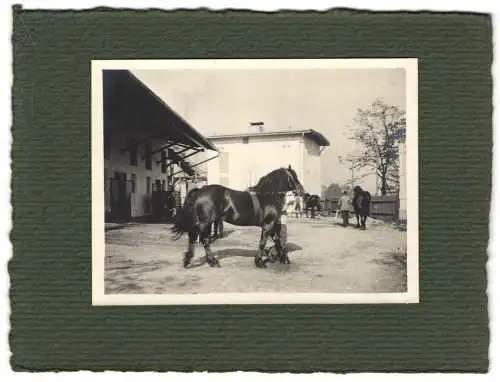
[185,188,224,243]
[303,193,322,219]
[352,185,372,230]
[171,166,305,268]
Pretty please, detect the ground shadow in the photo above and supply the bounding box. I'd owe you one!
[210,228,236,242]
[332,222,359,228]
[187,242,303,269]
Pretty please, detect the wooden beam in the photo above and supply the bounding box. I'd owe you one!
[150,141,176,156]
[180,148,204,160]
[171,152,218,177]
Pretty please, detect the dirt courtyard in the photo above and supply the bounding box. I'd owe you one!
[104,216,407,295]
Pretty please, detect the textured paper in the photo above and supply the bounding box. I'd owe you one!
[10,7,491,372]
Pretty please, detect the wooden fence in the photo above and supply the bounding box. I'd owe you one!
[320,194,400,222]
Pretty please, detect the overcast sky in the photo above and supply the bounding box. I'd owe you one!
[133,68,406,191]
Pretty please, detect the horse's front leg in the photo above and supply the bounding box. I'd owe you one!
[274,223,290,264]
[361,215,367,230]
[200,223,221,268]
[355,213,361,228]
[255,227,270,268]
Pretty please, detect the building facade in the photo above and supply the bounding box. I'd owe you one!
[104,136,200,219]
[205,130,330,195]
[103,70,217,222]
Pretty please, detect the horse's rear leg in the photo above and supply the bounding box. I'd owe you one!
[217,219,224,238]
[200,224,221,268]
[183,229,199,268]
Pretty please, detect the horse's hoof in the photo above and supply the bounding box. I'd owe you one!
[183,253,193,268]
[207,257,219,267]
[255,257,266,268]
[278,253,291,264]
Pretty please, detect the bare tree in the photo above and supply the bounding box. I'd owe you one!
[321,182,343,199]
[341,98,406,195]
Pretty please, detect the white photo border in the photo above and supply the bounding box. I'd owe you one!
[91,58,419,306]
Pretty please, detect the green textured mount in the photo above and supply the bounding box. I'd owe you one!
[10,6,491,372]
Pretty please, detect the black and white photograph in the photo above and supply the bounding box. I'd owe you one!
[91,58,418,305]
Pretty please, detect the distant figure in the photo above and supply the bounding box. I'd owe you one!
[303,193,322,219]
[166,189,177,218]
[337,191,351,227]
[273,190,295,262]
[294,193,303,218]
[352,185,372,230]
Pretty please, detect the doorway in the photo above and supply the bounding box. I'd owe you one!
[110,171,131,221]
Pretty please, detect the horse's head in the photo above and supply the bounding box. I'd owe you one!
[353,185,363,195]
[253,165,305,196]
[285,165,305,196]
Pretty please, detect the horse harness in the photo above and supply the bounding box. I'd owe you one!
[248,191,264,224]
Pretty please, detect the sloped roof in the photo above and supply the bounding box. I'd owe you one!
[103,70,216,151]
[207,129,330,147]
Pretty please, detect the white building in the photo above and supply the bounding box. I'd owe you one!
[103,70,217,222]
[205,129,330,195]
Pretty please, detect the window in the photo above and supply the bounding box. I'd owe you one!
[219,151,229,173]
[242,137,249,144]
[161,150,167,173]
[145,143,152,170]
[161,179,166,191]
[146,176,152,196]
[220,176,229,187]
[131,173,136,193]
[129,138,138,166]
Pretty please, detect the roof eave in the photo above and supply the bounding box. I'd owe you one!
[128,71,217,152]
[301,130,330,147]
[206,129,331,147]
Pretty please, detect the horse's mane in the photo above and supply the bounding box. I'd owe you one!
[252,167,288,194]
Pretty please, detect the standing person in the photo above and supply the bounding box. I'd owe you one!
[272,190,295,263]
[337,190,351,227]
[294,192,302,218]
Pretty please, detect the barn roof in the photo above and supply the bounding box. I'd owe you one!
[207,129,330,147]
[103,70,217,151]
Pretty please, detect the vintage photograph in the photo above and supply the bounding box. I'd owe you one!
[92,59,418,305]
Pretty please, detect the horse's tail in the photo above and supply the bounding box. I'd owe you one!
[170,189,200,240]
